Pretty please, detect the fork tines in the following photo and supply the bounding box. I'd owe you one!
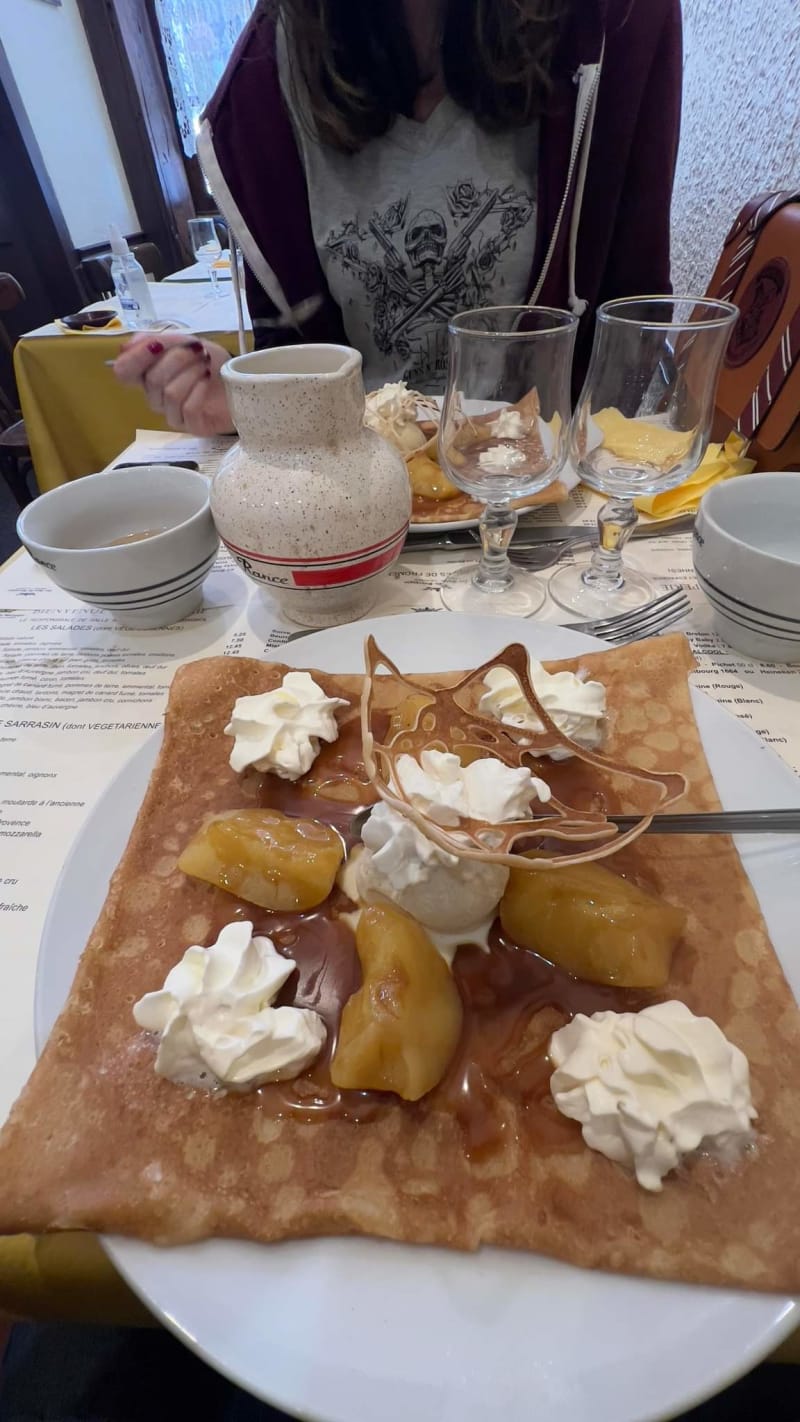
[564,587,691,645]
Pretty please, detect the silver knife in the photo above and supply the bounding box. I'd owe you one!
[408,513,694,553]
[349,806,800,839]
[613,808,800,834]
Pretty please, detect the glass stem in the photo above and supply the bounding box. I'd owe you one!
[475,503,516,594]
[582,496,638,592]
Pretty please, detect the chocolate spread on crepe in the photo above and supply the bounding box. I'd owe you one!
[2,637,800,1293]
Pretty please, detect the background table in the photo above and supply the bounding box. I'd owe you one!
[14,283,250,490]
[1,452,799,1362]
[164,261,232,283]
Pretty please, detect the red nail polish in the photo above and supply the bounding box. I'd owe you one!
[188,340,204,353]
[147,341,164,355]
[203,369,211,379]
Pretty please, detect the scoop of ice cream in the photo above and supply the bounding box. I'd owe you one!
[355,750,549,938]
[357,801,508,934]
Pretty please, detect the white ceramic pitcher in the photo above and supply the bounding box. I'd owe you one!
[213,345,411,626]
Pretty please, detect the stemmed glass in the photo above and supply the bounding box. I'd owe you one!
[188,216,224,297]
[549,295,738,617]
[438,306,578,616]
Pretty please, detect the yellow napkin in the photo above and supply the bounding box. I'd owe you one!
[592,407,695,468]
[634,432,756,518]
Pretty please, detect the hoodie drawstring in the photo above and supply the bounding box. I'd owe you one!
[529,42,605,313]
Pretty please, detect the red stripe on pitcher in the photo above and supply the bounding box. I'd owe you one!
[292,539,404,587]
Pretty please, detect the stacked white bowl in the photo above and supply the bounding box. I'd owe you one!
[693,473,800,663]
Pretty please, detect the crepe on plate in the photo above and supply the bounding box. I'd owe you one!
[0,637,799,1293]
[372,384,570,524]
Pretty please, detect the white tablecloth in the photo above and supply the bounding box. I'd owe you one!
[164,261,232,283]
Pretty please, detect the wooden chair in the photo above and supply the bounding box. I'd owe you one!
[132,242,165,282]
[0,273,35,509]
[80,254,114,302]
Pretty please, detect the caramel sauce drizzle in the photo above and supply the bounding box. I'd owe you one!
[360,637,686,869]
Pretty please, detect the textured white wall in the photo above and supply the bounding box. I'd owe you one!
[671,0,800,293]
[0,0,139,249]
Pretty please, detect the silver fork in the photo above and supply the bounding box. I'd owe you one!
[508,540,577,572]
[563,586,692,644]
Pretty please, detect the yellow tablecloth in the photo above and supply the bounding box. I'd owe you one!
[0,1230,798,1357]
[14,329,249,492]
[0,1235,151,1325]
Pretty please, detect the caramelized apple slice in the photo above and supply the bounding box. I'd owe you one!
[178,808,343,912]
[408,452,461,501]
[500,860,686,987]
[331,904,463,1101]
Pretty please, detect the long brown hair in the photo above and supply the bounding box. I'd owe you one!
[274,0,566,155]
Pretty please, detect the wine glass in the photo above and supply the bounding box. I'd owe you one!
[438,306,578,617]
[548,295,738,617]
[188,216,224,297]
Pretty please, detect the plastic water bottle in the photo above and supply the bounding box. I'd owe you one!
[109,224,157,329]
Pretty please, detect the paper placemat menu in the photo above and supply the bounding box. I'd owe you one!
[1,433,799,1120]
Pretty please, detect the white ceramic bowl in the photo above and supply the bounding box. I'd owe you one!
[17,464,219,629]
[693,472,800,663]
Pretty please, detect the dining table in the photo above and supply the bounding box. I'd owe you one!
[1,437,799,1384]
[13,281,250,491]
[163,259,233,283]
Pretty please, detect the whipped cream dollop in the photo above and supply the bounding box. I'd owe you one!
[133,921,325,1090]
[395,748,550,823]
[480,663,606,761]
[224,671,347,780]
[478,443,527,473]
[549,1001,757,1191]
[364,381,428,453]
[357,750,549,941]
[490,409,528,439]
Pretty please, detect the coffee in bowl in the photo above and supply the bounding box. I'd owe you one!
[17,465,219,630]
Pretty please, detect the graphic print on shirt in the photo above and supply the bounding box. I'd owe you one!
[324,180,535,387]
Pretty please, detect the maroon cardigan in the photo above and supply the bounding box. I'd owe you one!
[200,0,682,386]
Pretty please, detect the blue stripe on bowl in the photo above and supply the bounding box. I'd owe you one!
[66,550,217,599]
[66,555,216,607]
[701,587,800,642]
[695,568,800,626]
[74,572,210,611]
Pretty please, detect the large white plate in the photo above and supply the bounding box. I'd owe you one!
[408,514,480,534]
[36,613,800,1422]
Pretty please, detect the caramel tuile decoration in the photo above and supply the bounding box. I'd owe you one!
[360,637,687,870]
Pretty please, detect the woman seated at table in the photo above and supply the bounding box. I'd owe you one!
[115,0,681,434]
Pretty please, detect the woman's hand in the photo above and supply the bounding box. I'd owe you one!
[114,333,235,436]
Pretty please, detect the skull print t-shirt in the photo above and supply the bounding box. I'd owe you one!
[278,47,538,392]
